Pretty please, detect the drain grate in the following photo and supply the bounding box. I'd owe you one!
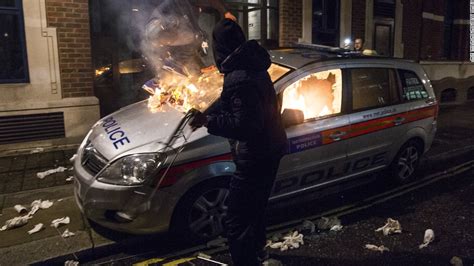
[0,112,65,144]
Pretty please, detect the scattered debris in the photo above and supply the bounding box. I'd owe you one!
[316,217,341,230]
[262,258,283,266]
[30,147,44,154]
[419,229,435,249]
[28,223,44,235]
[14,205,28,215]
[0,216,30,231]
[375,218,402,236]
[68,167,74,171]
[29,200,53,216]
[37,166,67,179]
[64,260,79,266]
[51,217,70,228]
[61,229,76,238]
[66,176,74,182]
[267,231,304,252]
[365,244,390,253]
[57,198,64,202]
[330,225,344,232]
[69,154,77,163]
[450,256,463,266]
[299,220,316,235]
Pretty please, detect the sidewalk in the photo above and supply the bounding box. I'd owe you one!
[0,104,473,265]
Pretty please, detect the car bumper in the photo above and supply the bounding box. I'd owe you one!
[73,157,178,234]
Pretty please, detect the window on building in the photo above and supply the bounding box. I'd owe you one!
[350,68,399,111]
[312,0,340,47]
[468,87,474,101]
[440,88,457,103]
[281,69,342,120]
[0,0,29,83]
[398,70,429,101]
[443,0,454,59]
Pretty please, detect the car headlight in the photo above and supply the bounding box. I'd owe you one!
[97,153,164,185]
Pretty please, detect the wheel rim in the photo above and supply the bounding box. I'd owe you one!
[397,146,419,180]
[188,188,229,239]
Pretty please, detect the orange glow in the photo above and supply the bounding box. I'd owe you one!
[282,69,342,120]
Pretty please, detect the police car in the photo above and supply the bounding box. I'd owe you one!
[73,45,438,240]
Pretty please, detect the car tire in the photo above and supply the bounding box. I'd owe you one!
[389,140,423,184]
[171,178,230,243]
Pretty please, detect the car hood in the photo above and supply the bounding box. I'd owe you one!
[87,101,209,160]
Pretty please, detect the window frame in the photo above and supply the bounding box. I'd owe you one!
[279,66,347,124]
[345,67,402,113]
[0,0,29,84]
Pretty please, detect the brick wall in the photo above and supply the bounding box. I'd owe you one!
[45,0,94,98]
[279,0,302,47]
[351,0,366,40]
[401,0,423,60]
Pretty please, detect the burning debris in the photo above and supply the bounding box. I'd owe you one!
[143,68,223,113]
[375,218,402,236]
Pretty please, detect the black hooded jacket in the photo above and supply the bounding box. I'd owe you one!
[206,19,287,160]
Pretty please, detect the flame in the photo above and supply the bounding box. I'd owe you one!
[281,69,342,119]
[144,68,224,113]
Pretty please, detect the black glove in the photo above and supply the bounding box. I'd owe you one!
[189,111,208,131]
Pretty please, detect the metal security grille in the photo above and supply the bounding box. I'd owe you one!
[0,112,65,144]
[374,0,395,18]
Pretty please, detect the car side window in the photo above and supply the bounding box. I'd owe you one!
[350,68,400,111]
[281,69,342,121]
[398,70,429,101]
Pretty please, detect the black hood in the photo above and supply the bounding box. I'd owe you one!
[212,19,271,73]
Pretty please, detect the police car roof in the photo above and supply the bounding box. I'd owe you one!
[269,44,404,69]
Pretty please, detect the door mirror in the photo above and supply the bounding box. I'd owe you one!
[281,109,304,128]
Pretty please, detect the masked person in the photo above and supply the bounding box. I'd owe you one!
[145,0,236,76]
[190,19,287,266]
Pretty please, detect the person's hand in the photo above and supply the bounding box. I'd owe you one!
[189,112,208,131]
[224,11,237,21]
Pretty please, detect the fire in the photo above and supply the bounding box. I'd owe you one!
[281,69,342,120]
[144,68,224,113]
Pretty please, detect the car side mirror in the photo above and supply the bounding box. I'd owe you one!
[281,109,304,128]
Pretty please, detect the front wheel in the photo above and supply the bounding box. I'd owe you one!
[389,141,422,184]
[171,179,230,242]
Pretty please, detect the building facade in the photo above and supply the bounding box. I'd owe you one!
[280,0,473,105]
[0,0,100,154]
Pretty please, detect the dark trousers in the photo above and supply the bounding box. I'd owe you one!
[225,156,281,266]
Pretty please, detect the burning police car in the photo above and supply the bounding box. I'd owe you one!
[74,46,437,240]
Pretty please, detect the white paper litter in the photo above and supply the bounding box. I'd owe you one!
[450,256,463,266]
[37,166,67,179]
[365,244,390,253]
[419,229,435,249]
[28,223,44,235]
[29,199,53,216]
[267,231,304,251]
[0,216,30,231]
[14,205,28,215]
[61,229,75,238]
[64,260,79,266]
[30,147,44,154]
[375,218,402,236]
[51,216,70,228]
[330,225,343,232]
[69,154,77,162]
[66,176,74,182]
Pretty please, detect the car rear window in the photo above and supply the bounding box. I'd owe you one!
[350,68,400,111]
[398,70,429,101]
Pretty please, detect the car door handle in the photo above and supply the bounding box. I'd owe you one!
[329,131,347,141]
[393,117,406,126]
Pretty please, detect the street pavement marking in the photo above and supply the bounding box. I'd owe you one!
[133,257,165,266]
[162,257,196,266]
